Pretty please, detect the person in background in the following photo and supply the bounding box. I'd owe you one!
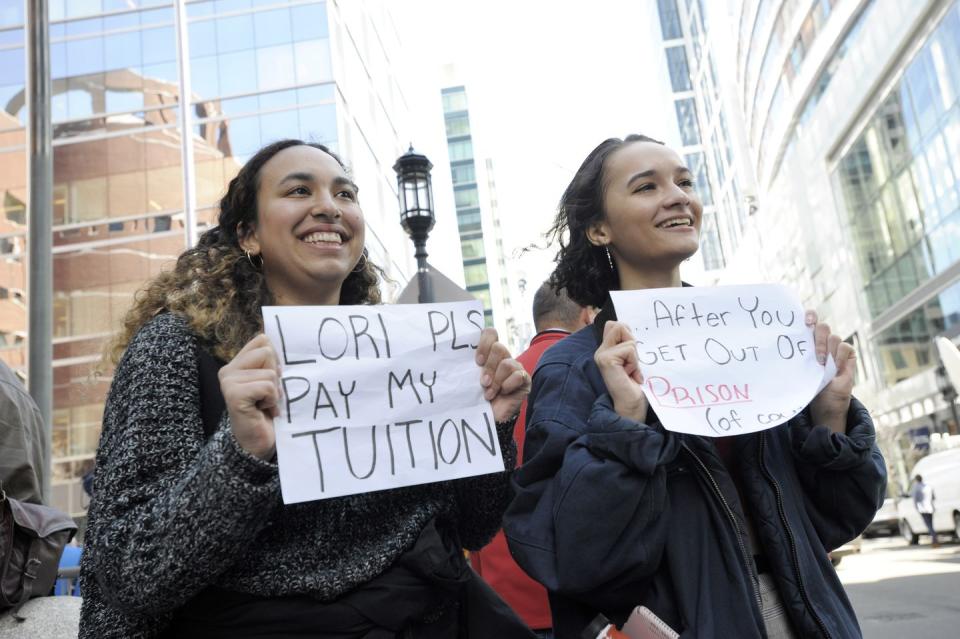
[503,134,886,638]
[471,281,593,638]
[0,360,46,505]
[911,474,938,547]
[79,139,532,639]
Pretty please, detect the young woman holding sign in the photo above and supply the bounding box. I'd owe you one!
[503,135,886,638]
[80,140,533,638]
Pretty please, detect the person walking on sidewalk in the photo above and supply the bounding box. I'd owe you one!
[911,474,938,546]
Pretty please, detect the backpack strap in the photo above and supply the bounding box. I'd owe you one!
[9,554,41,621]
[197,347,226,441]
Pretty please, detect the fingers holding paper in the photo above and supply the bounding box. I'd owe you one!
[477,327,530,423]
[594,321,649,422]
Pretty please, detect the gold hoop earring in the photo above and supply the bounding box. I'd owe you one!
[245,250,263,270]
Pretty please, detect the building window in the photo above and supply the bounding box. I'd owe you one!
[835,5,960,318]
[454,187,479,209]
[675,98,700,146]
[872,276,960,387]
[442,87,468,113]
[450,163,475,185]
[464,263,489,287]
[684,151,713,206]
[461,237,485,259]
[445,113,470,138]
[656,0,683,40]
[448,139,473,161]
[665,46,691,92]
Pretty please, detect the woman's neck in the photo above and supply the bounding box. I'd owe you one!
[269,283,342,306]
[617,265,682,291]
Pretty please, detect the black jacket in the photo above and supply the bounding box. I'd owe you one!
[503,317,886,638]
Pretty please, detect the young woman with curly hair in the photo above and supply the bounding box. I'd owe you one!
[503,135,886,638]
[80,140,533,639]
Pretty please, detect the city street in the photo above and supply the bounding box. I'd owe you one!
[838,536,960,638]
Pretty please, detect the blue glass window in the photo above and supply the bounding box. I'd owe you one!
[188,19,218,58]
[253,8,292,48]
[656,0,682,40]
[256,44,296,91]
[216,14,254,54]
[297,103,337,145]
[293,40,332,85]
[104,31,142,71]
[190,55,220,98]
[66,37,104,76]
[665,46,691,92]
[291,3,328,42]
[674,98,700,146]
[0,47,24,86]
[218,49,256,95]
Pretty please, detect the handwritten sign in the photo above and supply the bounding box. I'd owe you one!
[610,285,836,437]
[262,301,504,504]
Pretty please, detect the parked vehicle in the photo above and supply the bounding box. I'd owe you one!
[864,497,899,538]
[896,448,960,544]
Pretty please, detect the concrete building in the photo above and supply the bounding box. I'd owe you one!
[0,0,449,525]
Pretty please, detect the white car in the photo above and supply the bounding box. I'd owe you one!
[896,448,960,544]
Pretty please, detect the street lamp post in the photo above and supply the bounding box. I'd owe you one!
[935,361,959,435]
[394,146,435,304]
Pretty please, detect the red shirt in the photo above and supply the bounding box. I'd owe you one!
[470,329,570,630]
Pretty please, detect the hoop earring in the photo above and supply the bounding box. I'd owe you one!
[604,246,615,272]
[352,253,367,273]
[245,250,263,270]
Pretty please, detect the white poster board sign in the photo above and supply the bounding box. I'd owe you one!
[611,285,836,437]
[262,301,504,504]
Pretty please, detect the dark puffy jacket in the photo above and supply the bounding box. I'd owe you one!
[503,321,886,639]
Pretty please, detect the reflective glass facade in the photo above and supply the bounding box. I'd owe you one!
[835,2,960,387]
[441,86,492,324]
[655,0,727,273]
[2,0,409,523]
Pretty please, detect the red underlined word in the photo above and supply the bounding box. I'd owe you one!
[645,375,752,408]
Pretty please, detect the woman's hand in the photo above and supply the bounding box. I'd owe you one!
[219,333,281,460]
[476,328,531,423]
[594,321,648,422]
[806,311,857,434]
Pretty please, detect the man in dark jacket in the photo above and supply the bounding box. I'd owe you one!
[471,282,593,636]
[504,304,886,638]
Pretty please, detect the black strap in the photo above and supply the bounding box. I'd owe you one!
[10,556,40,621]
[197,347,226,441]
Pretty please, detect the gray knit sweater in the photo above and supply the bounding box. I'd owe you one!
[78,312,516,638]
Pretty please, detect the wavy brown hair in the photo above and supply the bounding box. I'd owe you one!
[105,139,383,365]
[547,134,662,307]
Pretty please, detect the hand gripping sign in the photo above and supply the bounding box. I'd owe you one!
[263,300,505,504]
[610,285,836,437]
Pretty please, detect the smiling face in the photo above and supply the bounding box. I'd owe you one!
[240,144,365,306]
[587,141,703,288]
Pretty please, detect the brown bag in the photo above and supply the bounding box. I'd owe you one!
[0,483,77,620]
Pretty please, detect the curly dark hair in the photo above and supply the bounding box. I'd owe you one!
[547,134,663,307]
[106,139,383,364]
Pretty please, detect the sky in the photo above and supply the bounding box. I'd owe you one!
[393,0,682,325]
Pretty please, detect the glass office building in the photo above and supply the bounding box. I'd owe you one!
[441,85,494,325]
[834,2,960,389]
[0,0,416,524]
